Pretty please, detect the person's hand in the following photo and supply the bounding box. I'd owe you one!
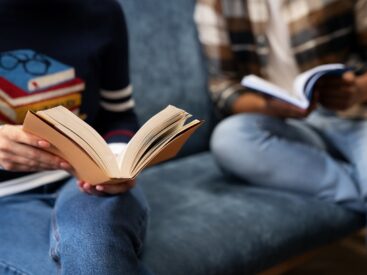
[77,179,136,196]
[232,92,316,119]
[0,125,71,172]
[316,71,367,111]
[262,95,315,119]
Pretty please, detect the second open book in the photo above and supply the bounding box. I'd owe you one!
[241,63,350,109]
[23,105,203,184]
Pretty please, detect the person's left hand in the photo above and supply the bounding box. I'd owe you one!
[316,71,367,111]
[77,179,136,195]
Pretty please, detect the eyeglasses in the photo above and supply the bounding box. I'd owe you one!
[0,51,51,76]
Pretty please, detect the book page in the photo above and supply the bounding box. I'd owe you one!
[242,75,307,108]
[132,119,201,176]
[129,113,188,172]
[119,105,187,177]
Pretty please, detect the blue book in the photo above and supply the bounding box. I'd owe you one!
[0,49,75,92]
[241,63,351,109]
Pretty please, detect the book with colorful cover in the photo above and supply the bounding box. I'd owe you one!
[0,92,82,124]
[0,49,75,92]
[0,77,84,106]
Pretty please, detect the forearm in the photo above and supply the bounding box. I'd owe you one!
[231,91,310,119]
[231,92,267,114]
[356,72,367,104]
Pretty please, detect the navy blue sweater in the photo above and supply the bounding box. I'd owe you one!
[0,0,139,143]
[0,0,139,182]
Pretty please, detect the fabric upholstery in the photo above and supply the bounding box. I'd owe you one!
[138,153,363,274]
[120,0,216,157]
[117,0,365,274]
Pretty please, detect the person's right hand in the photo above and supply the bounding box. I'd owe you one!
[0,125,71,172]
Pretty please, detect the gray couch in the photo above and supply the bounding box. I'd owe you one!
[118,0,365,274]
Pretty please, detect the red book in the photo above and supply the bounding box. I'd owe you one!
[0,77,85,106]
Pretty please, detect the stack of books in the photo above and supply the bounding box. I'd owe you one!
[0,49,85,124]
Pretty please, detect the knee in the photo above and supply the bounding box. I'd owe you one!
[53,185,149,259]
[210,114,274,177]
[210,113,274,158]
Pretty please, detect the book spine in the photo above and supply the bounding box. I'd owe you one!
[0,80,84,106]
[0,76,84,98]
[0,92,82,124]
[28,68,76,91]
[0,76,27,98]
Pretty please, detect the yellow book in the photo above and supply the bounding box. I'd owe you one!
[23,105,203,184]
[0,92,81,124]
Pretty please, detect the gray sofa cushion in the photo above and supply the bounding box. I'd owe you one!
[120,0,215,156]
[139,153,364,274]
[118,0,365,274]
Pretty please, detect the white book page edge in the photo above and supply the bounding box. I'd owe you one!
[242,75,307,108]
[0,170,70,197]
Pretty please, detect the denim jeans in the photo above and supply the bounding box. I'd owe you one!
[211,110,367,212]
[0,178,152,275]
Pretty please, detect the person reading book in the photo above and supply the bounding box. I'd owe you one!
[195,0,367,216]
[0,0,152,274]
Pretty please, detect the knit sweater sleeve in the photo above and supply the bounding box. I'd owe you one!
[93,1,139,144]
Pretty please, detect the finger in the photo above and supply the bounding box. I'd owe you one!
[0,161,41,172]
[0,128,69,171]
[77,180,84,188]
[1,125,50,148]
[0,149,64,171]
[95,183,131,195]
[0,141,63,169]
[76,181,87,193]
[80,182,104,196]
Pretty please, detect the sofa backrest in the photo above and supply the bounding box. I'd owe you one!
[118,0,215,156]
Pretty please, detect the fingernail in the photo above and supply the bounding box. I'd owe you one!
[38,140,50,148]
[96,185,104,191]
[60,162,71,169]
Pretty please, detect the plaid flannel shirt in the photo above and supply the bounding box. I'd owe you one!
[195,0,367,116]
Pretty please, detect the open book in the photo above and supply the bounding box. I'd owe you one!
[241,64,350,109]
[23,105,203,184]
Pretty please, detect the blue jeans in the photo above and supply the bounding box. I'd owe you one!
[211,110,367,212]
[0,178,152,275]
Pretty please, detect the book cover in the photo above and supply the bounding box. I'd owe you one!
[0,77,84,106]
[241,64,350,109]
[0,49,75,92]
